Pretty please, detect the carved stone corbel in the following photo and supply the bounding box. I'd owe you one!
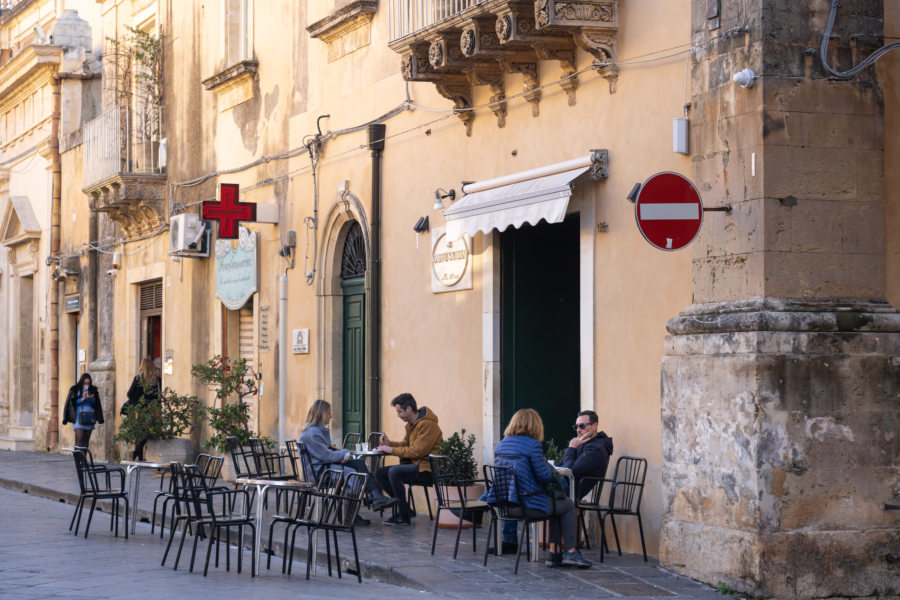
[535,45,577,105]
[498,59,541,117]
[465,65,507,128]
[428,33,467,70]
[435,74,475,136]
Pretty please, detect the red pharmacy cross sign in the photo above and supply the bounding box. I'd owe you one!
[634,172,703,251]
[202,183,257,239]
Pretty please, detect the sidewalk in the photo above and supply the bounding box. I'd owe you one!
[0,449,724,599]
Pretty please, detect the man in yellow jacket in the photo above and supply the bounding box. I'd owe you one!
[374,392,442,525]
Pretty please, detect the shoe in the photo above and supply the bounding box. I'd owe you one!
[501,541,519,555]
[383,513,411,526]
[561,549,592,568]
[353,515,371,526]
[372,496,400,510]
[545,552,563,568]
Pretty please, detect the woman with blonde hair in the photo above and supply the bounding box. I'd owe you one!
[122,357,160,461]
[481,408,590,568]
[298,400,397,523]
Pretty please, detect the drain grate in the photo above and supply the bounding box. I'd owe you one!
[603,582,675,596]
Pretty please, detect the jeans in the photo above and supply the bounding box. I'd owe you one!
[375,463,432,517]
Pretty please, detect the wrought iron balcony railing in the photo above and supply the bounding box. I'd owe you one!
[82,104,165,190]
[388,0,486,42]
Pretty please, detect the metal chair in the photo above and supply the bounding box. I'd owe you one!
[225,436,256,479]
[71,449,129,539]
[283,468,348,575]
[249,437,294,481]
[482,464,557,574]
[428,455,491,559]
[341,432,361,450]
[576,456,648,562]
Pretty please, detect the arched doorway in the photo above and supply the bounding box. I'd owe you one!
[340,222,366,437]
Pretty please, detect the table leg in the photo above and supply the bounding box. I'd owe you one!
[309,496,321,577]
[127,466,139,534]
[253,485,268,576]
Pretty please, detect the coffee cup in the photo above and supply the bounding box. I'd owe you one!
[361,442,369,452]
[355,443,362,452]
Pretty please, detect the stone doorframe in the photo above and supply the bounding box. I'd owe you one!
[314,188,372,441]
[480,185,596,465]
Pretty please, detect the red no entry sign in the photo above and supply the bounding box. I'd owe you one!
[634,172,703,251]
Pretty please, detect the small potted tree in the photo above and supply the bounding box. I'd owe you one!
[435,428,484,529]
[192,355,273,481]
[115,388,201,463]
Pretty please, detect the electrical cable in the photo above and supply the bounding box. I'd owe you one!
[821,0,900,78]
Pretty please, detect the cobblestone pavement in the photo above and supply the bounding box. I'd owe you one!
[0,449,726,600]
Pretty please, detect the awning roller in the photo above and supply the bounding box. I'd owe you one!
[443,151,607,239]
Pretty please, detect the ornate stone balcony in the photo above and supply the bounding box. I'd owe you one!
[387,0,619,133]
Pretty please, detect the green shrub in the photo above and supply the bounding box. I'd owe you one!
[543,438,563,463]
[114,387,201,444]
[439,429,478,484]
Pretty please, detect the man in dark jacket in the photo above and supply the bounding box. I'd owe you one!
[562,410,613,500]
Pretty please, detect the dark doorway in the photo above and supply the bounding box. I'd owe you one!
[340,222,367,438]
[139,280,163,367]
[501,215,580,449]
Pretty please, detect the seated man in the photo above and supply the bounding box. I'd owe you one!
[562,409,613,499]
[374,393,442,525]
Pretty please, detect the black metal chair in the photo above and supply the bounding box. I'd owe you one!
[71,449,129,539]
[249,437,294,481]
[281,468,345,574]
[151,463,178,537]
[576,455,648,562]
[428,455,491,559]
[283,440,301,480]
[482,464,557,574]
[341,432,361,450]
[225,436,256,479]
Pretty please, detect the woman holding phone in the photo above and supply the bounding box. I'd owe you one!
[62,373,104,448]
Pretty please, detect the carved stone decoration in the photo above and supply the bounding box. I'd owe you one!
[588,148,609,180]
[593,59,618,94]
[495,13,512,42]
[490,85,507,128]
[460,29,476,56]
[499,59,541,117]
[428,40,445,68]
[435,75,475,136]
[536,0,618,28]
[7,248,16,266]
[84,173,168,237]
[400,45,444,82]
[576,31,616,61]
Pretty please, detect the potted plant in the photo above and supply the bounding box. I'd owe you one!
[543,438,564,465]
[435,428,484,529]
[115,387,201,463]
[192,355,273,480]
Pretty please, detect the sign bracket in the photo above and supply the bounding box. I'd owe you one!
[703,206,732,213]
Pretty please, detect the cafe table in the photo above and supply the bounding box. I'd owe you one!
[527,465,576,562]
[235,477,313,576]
[121,460,171,534]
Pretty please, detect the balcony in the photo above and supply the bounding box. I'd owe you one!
[386,0,619,133]
[82,105,167,236]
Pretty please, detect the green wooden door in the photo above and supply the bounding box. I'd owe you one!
[342,277,366,438]
[501,216,581,450]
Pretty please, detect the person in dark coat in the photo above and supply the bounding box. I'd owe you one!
[480,408,591,569]
[62,373,104,448]
[122,358,160,461]
[561,409,613,499]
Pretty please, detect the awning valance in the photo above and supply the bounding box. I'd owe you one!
[443,151,607,239]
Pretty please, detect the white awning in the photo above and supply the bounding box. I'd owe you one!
[443,154,596,239]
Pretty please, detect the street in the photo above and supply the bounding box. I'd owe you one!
[0,487,432,599]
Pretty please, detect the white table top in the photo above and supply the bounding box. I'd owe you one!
[121,460,170,469]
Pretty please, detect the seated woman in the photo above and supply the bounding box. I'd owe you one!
[481,408,591,568]
[298,400,397,522]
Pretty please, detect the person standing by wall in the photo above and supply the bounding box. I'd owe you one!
[62,373,104,448]
[122,358,160,461]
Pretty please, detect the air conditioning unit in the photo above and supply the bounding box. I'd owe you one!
[169,213,210,257]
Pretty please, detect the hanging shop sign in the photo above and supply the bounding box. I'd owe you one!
[215,225,258,309]
[634,172,703,251]
[431,227,472,293]
[65,294,81,313]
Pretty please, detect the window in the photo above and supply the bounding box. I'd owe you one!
[224,0,252,65]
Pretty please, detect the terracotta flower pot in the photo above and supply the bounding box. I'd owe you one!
[435,482,486,530]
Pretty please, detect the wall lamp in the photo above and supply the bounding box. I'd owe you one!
[433,188,456,210]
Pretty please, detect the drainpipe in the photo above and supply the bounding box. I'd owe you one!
[367,124,385,433]
[49,71,95,449]
[278,272,287,448]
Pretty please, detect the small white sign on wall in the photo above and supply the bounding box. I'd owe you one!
[292,328,310,354]
[431,227,473,293]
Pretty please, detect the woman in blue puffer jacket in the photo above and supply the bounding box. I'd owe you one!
[481,408,591,568]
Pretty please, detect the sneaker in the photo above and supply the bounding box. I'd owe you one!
[372,496,400,510]
[353,515,371,527]
[545,552,562,568]
[561,549,592,569]
[383,513,411,526]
